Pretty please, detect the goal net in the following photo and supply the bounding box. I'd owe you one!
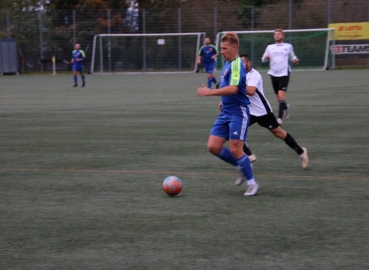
[216,28,335,71]
[90,33,206,74]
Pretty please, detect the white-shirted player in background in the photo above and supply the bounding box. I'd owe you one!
[238,53,309,172]
[262,29,299,125]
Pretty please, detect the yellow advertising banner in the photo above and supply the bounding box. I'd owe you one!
[329,22,369,40]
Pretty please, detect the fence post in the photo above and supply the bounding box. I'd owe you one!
[251,6,254,63]
[288,0,292,43]
[289,0,292,30]
[39,10,43,71]
[99,36,103,73]
[6,10,10,38]
[108,9,111,72]
[143,9,146,72]
[73,9,76,45]
[214,7,217,41]
[178,8,182,71]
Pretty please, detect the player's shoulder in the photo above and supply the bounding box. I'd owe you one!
[248,68,262,80]
[231,57,243,69]
[283,42,293,47]
[249,68,261,76]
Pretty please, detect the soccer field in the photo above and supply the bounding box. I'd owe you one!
[1,70,369,269]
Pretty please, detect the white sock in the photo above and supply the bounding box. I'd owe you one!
[247,179,256,185]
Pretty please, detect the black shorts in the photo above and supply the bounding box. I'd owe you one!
[249,113,279,129]
[270,75,290,94]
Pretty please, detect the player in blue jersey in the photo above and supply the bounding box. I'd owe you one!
[197,37,219,89]
[197,32,258,196]
[71,43,86,87]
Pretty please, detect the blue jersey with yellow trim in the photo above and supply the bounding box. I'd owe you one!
[198,45,218,64]
[72,50,85,66]
[220,57,249,114]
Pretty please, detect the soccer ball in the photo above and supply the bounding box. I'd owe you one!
[162,176,182,196]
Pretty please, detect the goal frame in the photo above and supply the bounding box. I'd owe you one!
[90,32,206,74]
[216,28,336,71]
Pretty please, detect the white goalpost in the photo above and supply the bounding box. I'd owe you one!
[90,32,206,74]
[215,28,336,71]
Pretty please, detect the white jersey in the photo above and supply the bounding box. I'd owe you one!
[261,43,298,77]
[247,68,273,117]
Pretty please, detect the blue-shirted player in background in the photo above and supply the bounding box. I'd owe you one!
[197,37,219,89]
[71,43,86,87]
[197,32,258,196]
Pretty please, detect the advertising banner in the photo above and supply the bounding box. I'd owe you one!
[329,22,369,58]
[329,22,369,40]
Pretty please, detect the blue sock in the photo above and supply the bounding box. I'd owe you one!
[74,75,77,84]
[207,78,213,88]
[81,75,85,83]
[212,77,217,84]
[237,154,254,181]
[216,147,238,167]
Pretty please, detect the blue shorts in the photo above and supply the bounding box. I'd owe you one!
[73,65,84,72]
[210,110,250,141]
[203,62,215,74]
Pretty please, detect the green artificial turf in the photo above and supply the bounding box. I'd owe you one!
[0,70,368,269]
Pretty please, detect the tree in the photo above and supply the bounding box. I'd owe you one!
[0,0,49,10]
[47,0,129,10]
[0,0,14,9]
[46,0,80,10]
[135,0,241,9]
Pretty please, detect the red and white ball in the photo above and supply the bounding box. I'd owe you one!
[162,176,182,196]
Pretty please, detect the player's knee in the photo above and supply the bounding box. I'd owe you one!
[272,128,286,139]
[230,147,244,159]
[207,142,222,155]
[277,92,286,100]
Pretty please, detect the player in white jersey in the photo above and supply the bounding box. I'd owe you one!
[261,29,299,125]
[239,53,309,169]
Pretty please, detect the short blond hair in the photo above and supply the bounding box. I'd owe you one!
[221,32,239,47]
[274,29,284,35]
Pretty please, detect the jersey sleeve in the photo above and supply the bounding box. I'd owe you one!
[261,46,270,63]
[198,46,204,56]
[289,44,297,61]
[211,45,218,54]
[247,73,259,88]
[80,50,86,58]
[230,58,241,86]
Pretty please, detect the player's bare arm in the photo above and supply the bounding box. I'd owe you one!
[197,84,238,97]
[246,85,257,96]
[261,48,270,62]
